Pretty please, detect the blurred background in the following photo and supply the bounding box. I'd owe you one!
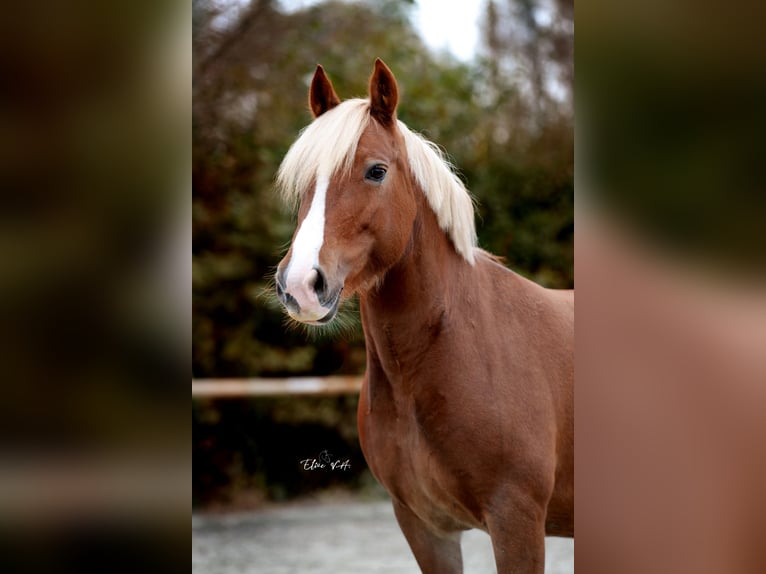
[192,0,574,510]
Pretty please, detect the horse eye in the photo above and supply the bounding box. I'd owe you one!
[365,165,387,183]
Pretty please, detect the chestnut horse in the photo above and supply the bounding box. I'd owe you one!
[275,59,573,573]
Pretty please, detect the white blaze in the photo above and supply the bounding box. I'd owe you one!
[284,175,328,317]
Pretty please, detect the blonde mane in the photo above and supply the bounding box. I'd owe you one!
[277,98,477,264]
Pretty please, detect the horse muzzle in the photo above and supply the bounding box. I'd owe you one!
[276,265,342,325]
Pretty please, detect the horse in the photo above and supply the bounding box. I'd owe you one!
[275,59,573,573]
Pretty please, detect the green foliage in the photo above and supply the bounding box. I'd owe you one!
[193,395,367,506]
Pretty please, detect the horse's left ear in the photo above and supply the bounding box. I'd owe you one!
[369,58,398,126]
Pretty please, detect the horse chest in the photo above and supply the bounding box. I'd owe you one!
[359,392,484,533]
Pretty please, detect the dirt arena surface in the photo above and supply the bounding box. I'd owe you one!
[193,499,574,573]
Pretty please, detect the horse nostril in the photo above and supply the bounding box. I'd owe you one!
[275,270,286,300]
[313,266,327,299]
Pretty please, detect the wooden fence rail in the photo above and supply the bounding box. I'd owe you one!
[192,376,363,397]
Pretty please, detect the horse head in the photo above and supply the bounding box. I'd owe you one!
[275,59,418,324]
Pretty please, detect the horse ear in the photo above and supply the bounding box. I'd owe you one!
[369,58,398,126]
[309,64,341,118]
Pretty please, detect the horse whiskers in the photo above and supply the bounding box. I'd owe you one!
[281,297,361,341]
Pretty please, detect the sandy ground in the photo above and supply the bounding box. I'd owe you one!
[193,499,574,573]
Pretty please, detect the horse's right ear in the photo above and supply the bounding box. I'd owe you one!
[309,64,341,118]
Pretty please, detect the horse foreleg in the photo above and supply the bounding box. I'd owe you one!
[485,497,547,574]
[392,500,463,574]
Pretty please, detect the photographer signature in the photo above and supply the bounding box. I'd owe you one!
[300,449,351,471]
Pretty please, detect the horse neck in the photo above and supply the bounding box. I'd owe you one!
[359,192,472,374]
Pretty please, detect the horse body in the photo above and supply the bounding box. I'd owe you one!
[357,195,573,572]
[276,59,573,573]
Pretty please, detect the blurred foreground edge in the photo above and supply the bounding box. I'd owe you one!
[575,212,766,574]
